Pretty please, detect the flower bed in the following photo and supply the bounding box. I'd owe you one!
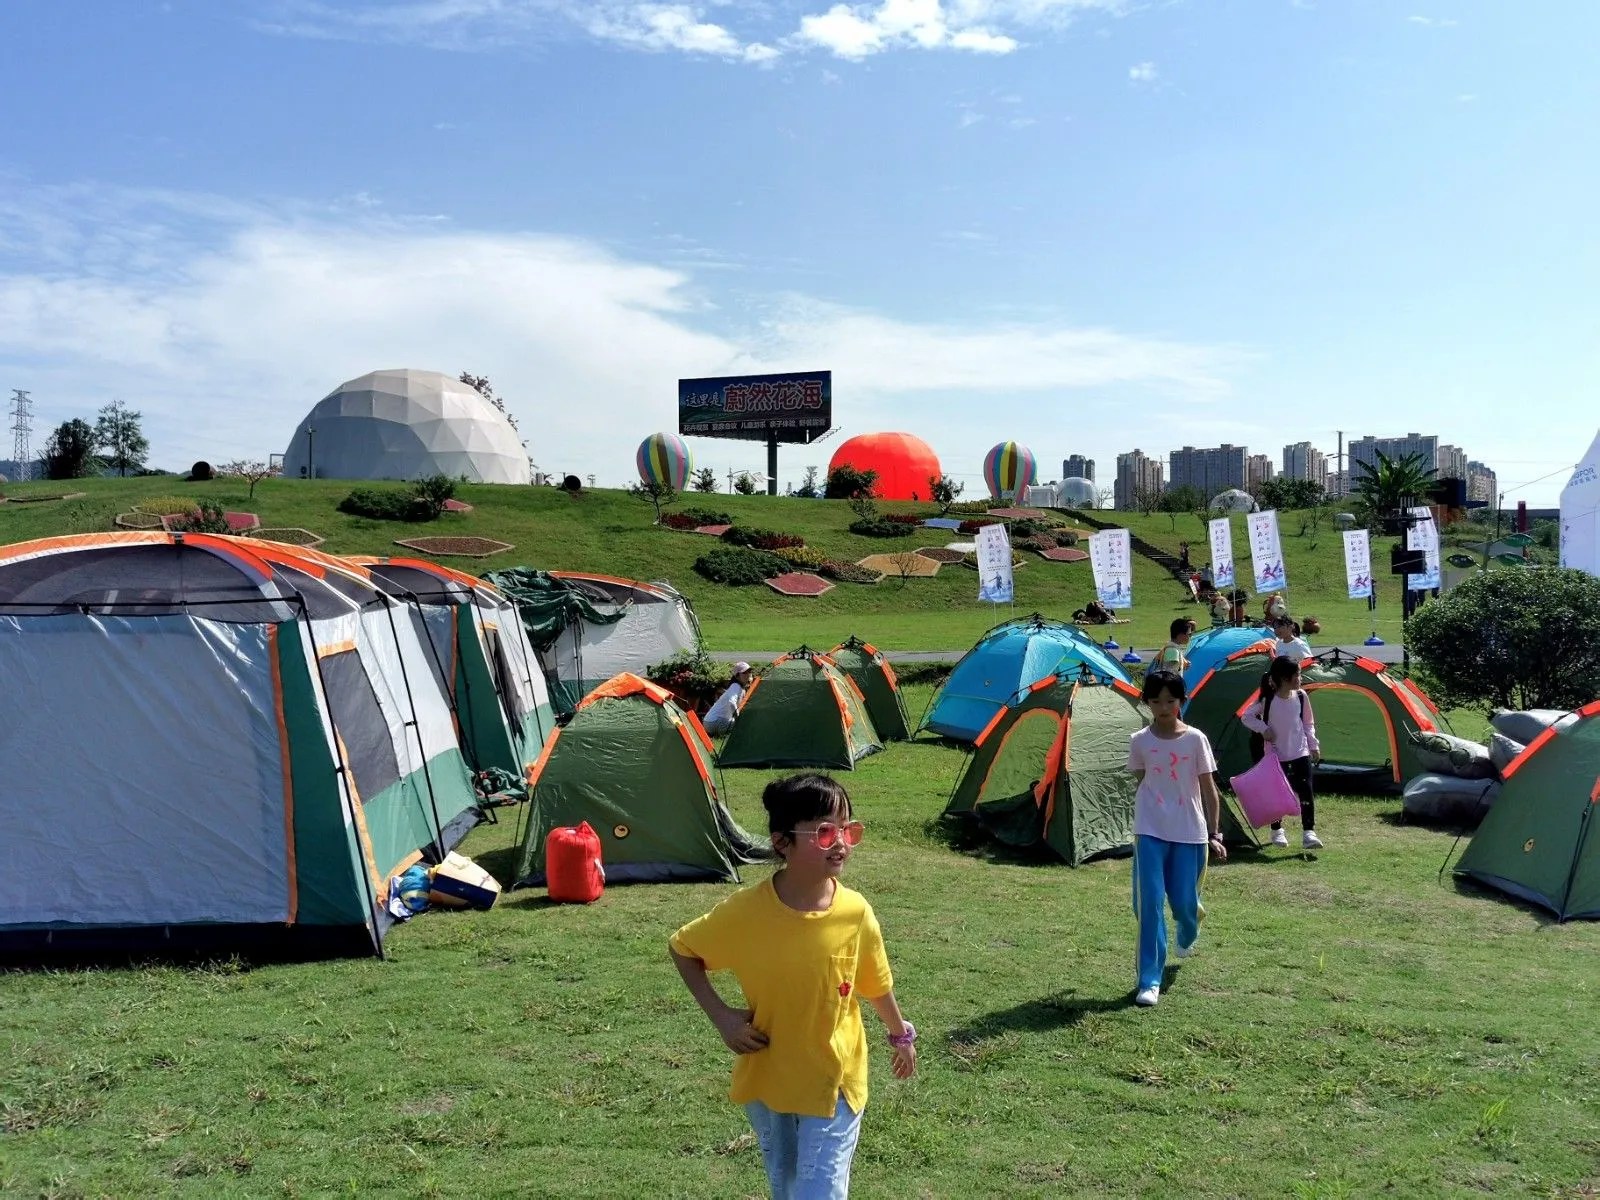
[392,536,514,558]
[766,572,835,597]
[962,551,1026,570]
[915,547,966,564]
[693,546,789,586]
[777,545,828,569]
[849,518,917,539]
[720,526,806,551]
[958,518,1003,535]
[114,511,165,530]
[819,560,883,585]
[1039,546,1089,563]
[247,528,327,548]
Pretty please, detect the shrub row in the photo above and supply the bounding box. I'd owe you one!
[777,545,829,569]
[849,518,917,539]
[820,560,884,584]
[693,546,789,586]
[721,526,805,551]
[958,518,1003,534]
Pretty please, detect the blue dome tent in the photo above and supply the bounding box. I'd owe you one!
[1181,627,1277,692]
[920,615,1131,743]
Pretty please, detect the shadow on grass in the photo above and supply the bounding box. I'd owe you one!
[1448,875,1559,927]
[921,815,1070,869]
[950,988,1131,1040]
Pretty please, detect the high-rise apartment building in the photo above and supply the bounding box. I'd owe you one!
[1115,449,1164,510]
[1468,461,1498,509]
[1247,454,1275,489]
[1437,444,1468,481]
[1348,433,1440,477]
[1168,444,1248,497]
[1062,454,1095,482]
[1282,441,1328,488]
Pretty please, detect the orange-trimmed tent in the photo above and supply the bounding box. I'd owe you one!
[513,673,770,886]
[943,673,1218,863]
[717,648,882,770]
[828,637,910,741]
[1185,647,1441,792]
[1456,701,1600,920]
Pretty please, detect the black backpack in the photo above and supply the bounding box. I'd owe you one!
[1248,690,1308,763]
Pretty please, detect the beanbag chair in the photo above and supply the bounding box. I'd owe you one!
[1488,732,1525,776]
[1408,731,1494,779]
[1489,709,1568,746]
[1401,773,1499,827]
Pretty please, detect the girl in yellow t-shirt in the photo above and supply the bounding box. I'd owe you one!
[670,774,916,1199]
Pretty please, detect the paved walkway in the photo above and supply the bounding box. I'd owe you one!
[710,643,1406,666]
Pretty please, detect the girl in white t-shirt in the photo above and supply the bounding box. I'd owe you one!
[1125,669,1227,1008]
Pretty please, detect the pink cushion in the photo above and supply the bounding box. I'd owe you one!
[1230,754,1302,828]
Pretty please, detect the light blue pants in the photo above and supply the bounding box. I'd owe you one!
[1132,835,1207,992]
[743,1093,863,1199]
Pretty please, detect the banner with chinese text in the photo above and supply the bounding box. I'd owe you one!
[1208,517,1236,590]
[1089,528,1133,609]
[1247,510,1286,595]
[1343,529,1373,599]
[975,522,1015,604]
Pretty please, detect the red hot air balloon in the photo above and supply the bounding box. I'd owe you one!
[827,433,942,501]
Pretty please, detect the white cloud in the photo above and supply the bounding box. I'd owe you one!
[256,0,1124,63]
[585,5,777,61]
[1128,60,1155,82]
[1406,14,1457,26]
[795,0,1016,58]
[0,185,1238,485]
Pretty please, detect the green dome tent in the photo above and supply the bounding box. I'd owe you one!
[943,672,1257,861]
[717,649,882,770]
[828,637,911,742]
[515,673,770,886]
[1184,648,1442,793]
[1455,702,1600,920]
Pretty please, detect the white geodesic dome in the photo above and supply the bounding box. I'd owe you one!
[1211,488,1258,513]
[1058,477,1098,508]
[283,369,531,484]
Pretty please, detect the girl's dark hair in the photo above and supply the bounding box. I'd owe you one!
[1141,669,1186,703]
[1169,617,1195,639]
[762,774,852,841]
[1259,655,1301,700]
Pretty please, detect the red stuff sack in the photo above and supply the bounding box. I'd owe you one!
[546,821,605,904]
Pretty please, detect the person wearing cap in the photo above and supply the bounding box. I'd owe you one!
[703,662,756,735]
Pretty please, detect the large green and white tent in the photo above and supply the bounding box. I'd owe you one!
[357,557,552,784]
[515,674,770,886]
[0,533,481,958]
[1456,702,1600,920]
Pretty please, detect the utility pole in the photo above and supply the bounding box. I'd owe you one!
[1335,430,1345,497]
[9,389,33,482]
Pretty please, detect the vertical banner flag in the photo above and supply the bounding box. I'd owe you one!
[975,521,1015,604]
[1208,517,1236,589]
[1089,528,1134,609]
[1247,510,1286,595]
[1407,507,1441,591]
[1343,529,1373,599]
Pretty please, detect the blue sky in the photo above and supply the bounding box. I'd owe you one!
[0,0,1592,503]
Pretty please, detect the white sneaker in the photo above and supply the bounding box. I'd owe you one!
[1303,830,1324,849]
[1135,986,1160,1007]
[1271,828,1289,847]
[1174,938,1197,959]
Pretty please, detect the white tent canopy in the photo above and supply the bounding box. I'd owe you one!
[1561,429,1600,577]
[1211,488,1258,513]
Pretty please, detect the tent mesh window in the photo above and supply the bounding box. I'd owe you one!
[320,650,403,801]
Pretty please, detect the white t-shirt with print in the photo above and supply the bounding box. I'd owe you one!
[1126,725,1217,845]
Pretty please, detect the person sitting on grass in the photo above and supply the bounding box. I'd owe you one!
[1126,670,1227,1008]
[669,774,916,1198]
[1271,617,1313,665]
[702,662,755,736]
[1073,600,1113,625]
[1154,618,1197,674]
[1242,655,1323,850]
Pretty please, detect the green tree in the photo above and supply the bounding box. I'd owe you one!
[928,473,965,515]
[1256,477,1325,511]
[219,459,277,499]
[794,466,821,499]
[825,464,878,500]
[690,467,719,493]
[732,472,758,496]
[95,399,149,476]
[1407,567,1600,712]
[42,419,102,480]
[628,479,678,522]
[1354,450,1435,520]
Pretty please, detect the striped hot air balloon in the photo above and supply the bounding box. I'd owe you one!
[982,441,1037,500]
[636,432,692,490]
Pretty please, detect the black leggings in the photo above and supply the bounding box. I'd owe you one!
[1271,756,1316,831]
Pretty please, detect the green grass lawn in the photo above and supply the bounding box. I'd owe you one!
[2,685,1596,1198]
[0,478,1425,653]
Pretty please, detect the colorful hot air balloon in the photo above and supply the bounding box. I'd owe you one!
[827,432,942,501]
[636,432,692,490]
[982,442,1037,501]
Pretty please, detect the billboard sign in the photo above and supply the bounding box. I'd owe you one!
[678,371,832,443]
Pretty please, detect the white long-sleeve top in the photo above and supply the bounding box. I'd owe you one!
[1241,688,1320,762]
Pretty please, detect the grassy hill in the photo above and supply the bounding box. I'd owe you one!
[0,477,1429,651]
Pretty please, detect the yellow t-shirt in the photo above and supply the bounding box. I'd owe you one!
[670,877,894,1119]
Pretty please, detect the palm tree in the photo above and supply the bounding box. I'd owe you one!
[1354,450,1436,518]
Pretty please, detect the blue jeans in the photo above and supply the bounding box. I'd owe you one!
[1132,835,1207,992]
[743,1093,863,1199]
